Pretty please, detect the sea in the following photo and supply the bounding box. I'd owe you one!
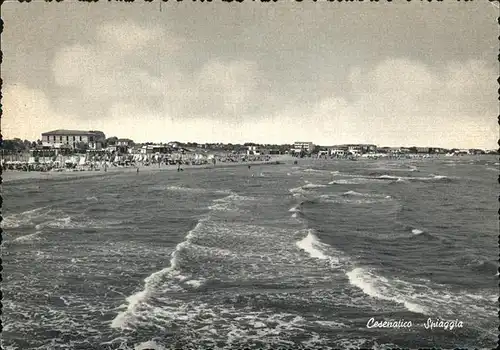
[2,156,498,350]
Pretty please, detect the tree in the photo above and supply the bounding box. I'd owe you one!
[2,138,28,152]
[75,142,89,153]
[105,136,118,147]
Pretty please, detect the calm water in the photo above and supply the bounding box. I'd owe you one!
[2,157,498,349]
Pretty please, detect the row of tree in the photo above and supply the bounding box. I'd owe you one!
[1,138,40,152]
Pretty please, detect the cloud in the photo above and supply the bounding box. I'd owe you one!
[52,21,181,105]
[2,84,81,141]
[96,21,169,52]
[31,21,500,149]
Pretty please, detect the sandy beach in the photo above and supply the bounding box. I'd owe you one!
[1,155,295,184]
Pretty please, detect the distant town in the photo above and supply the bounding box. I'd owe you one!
[1,129,498,172]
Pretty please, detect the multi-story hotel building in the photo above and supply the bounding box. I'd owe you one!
[41,130,106,150]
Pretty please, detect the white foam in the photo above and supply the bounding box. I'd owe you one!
[303,168,323,173]
[134,340,166,350]
[342,190,366,197]
[346,267,428,315]
[296,231,328,260]
[209,192,254,212]
[379,175,399,180]
[288,186,308,198]
[166,185,206,193]
[2,206,50,228]
[296,230,342,269]
[111,220,206,329]
[185,279,206,288]
[14,231,42,243]
[411,229,424,235]
[330,178,386,185]
[302,183,327,189]
[36,216,72,230]
[59,296,71,306]
[314,320,347,328]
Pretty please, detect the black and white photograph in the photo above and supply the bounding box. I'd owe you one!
[1,1,498,349]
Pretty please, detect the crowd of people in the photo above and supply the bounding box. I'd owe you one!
[1,153,273,173]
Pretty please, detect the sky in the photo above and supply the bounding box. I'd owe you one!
[2,0,498,148]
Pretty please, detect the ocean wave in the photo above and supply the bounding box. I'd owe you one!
[166,185,208,194]
[111,219,206,330]
[288,202,305,221]
[378,174,400,180]
[341,190,391,199]
[2,206,50,229]
[289,183,328,199]
[208,193,255,212]
[184,278,207,289]
[454,255,498,275]
[35,216,73,230]
[346,267,428,314]
[13,231,43,243]
[319,192,392,205]
[134,341,166,350]
[303,168,326,173]
[302,183,327,189]
[470,260,498,275]
[112,221,343,346]
[379,174,453,183]
[329,178,387,185]
[288,186,309,198]
[406,227,440,240]
[296,230,342,268]
[342,190,367,197]
[411,228,424,235]
[346,266,497,327]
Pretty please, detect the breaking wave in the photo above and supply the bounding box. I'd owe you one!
[208,193,256,212]
[2,206,50,229]
[346,267,428,314]
[13,231,43,243]
[346,266,496,329]
[302,183,327,189]
[296,230,341,268]
[111,219,206,329]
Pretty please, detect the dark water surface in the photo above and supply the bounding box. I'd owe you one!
[2,157,498,349]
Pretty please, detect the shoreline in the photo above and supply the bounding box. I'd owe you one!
[1,155,295,184]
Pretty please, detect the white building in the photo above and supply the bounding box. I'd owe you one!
[140,144,171,154]
[329,149,346,157]
[247,145,261,155]
[293,142,314,153]
[41,129,106,150]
